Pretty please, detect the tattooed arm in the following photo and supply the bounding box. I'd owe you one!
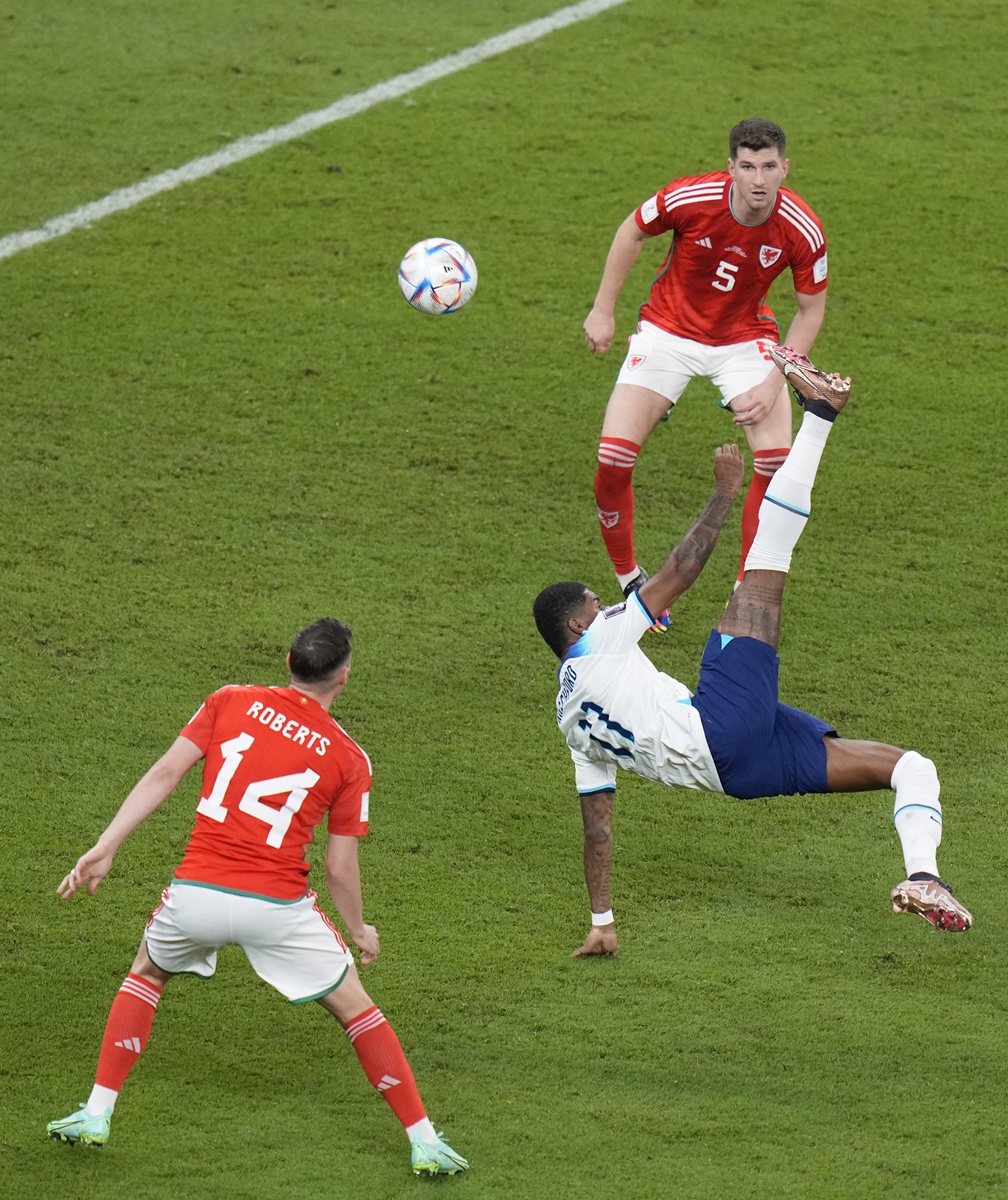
[571,790,618,957]
[638,443,745,618]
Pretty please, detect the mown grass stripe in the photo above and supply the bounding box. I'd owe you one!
[0,0,629,264]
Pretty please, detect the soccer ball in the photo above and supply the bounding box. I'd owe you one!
[397,238,477,315]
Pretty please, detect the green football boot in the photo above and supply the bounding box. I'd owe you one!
[410,1132,469,1176]
[47,1103,111,1148]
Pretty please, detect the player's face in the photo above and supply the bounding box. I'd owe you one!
[728,148,789,212]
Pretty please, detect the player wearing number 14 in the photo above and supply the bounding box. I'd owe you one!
[46,618,468,1177]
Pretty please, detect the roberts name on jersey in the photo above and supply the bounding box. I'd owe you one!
[555,592,722,796]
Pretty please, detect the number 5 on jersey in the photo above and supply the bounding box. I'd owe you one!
[712,260,739,292]
[196,732,321,848]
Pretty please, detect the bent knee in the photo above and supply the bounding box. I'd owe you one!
[317,963,372,1022]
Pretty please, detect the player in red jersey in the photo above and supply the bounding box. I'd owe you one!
[584,118,829,620]
[45,618,468,1177]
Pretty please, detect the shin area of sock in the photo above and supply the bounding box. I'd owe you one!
[738,448,789,578]
[892,751,942,877]
[594,438,640,575]
[93,973,163,1092]
[344,1006,427,1129]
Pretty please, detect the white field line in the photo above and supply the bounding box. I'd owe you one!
[0,0,630,263]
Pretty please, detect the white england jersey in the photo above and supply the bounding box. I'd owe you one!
[555,591,723,795]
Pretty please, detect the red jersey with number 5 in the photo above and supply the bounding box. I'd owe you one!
[633,171,828,346]
[174,685,371,901]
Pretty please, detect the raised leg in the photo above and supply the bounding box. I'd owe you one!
[729,377,792,580]
[716,392,841,649]
[717,569,786,648]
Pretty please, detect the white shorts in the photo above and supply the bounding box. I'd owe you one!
[615,321,774,408]
[145,881,354,1004]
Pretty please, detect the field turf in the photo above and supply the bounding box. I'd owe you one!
[3,1,1008,1196]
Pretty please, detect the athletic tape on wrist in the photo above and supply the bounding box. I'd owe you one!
[591,909,614,926]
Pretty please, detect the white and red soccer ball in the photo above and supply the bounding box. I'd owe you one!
[398,237,477,315]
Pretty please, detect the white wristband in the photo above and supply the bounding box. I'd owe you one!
[591,909,614,926]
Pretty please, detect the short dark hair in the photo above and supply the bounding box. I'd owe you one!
[533,582,589,658]
[289,617,352,682]
[729,118,786,160]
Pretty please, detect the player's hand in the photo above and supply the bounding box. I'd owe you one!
[571,924,618,957]
[56,843,114,899]
[730,376,787,427]
[713,442,744,498]
[583,307,616,354]
[351,923,380,965]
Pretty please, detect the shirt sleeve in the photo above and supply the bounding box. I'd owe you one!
[327,747,372,837]
[571,748,617,794]
[180,690,221,753]
[787,208,828,294]
[633,176,687,235]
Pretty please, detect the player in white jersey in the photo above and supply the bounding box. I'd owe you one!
[534,347,973,956]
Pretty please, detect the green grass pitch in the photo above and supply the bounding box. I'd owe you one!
[3,0,1008,1196]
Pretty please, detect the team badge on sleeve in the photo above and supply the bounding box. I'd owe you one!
[640,194,659,224]
[813,252,828,283]
[759,245,783,268]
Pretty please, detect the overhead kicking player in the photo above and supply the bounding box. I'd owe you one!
[584,118,829,623]
[46,617,468,1177]
[534,348,972,956]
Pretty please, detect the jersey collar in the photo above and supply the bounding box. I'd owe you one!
[727,182,776,229]
[279,685,329,720]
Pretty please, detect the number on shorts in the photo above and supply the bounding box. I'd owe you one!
[196,731,321,848]
[712,260,739,292]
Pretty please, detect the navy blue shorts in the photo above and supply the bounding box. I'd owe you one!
[691,630,835,800]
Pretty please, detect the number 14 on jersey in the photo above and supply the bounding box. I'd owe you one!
[196,733,320,848]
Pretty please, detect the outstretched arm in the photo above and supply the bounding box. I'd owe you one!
[638,443,745,617]
[583,212,651,353]
[325,834,380,964]
[57,735,204,899]
[571,790,618,957]
[781,287,827,357]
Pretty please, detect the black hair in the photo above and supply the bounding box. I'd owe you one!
[288,617,353,682]
[533,582,590,658]
[729,117,786,160]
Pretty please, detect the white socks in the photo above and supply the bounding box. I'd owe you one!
[85,1083,118,1116]
[406,1116,439,1145]
[744,410,832,574]
[891,751,942,877]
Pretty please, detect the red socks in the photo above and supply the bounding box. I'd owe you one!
[738,447,789,580]
[594,438,641,575]
[88,980,426,1135]
[94,974,162,1092]
[597,438,789,582]
[344,1006,426,1129]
